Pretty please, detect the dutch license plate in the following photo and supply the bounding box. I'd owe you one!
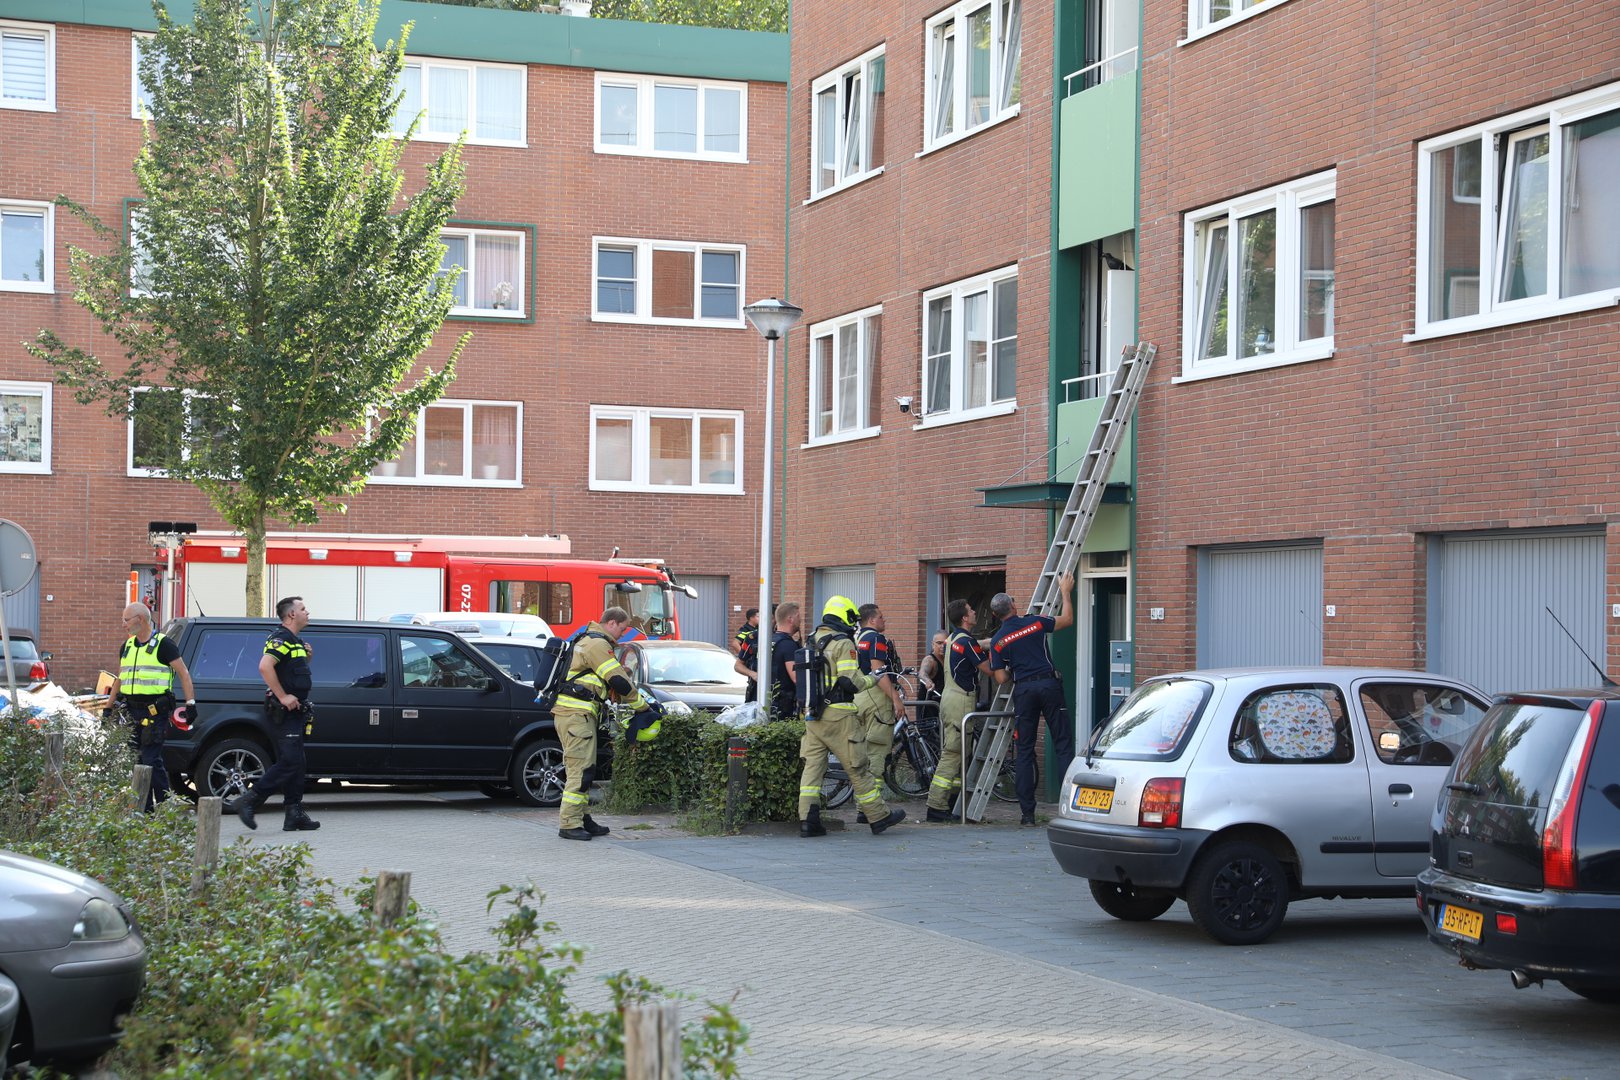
[1072,786,1114,813]
[1439,902,1484,942]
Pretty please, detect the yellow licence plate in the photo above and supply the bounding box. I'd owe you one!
[1072,786,1114,812]
[1439,903,1483,942]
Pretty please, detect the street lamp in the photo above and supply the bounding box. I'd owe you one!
[743,297,804,717]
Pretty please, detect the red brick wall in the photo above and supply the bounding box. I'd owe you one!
[0,21,784,686]
[1133,0,1620,678]
[782,0,1056,664]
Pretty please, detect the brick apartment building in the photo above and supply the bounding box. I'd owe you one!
[1130,0,1620,694]
[0,0,786,686]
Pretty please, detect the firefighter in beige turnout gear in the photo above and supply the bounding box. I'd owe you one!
[797,596,906,837]
[552,608,637,841]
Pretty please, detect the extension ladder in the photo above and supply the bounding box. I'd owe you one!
[957,341,1158,822]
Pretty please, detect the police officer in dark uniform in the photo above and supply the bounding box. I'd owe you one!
[768,601,802,718]
[988,573,1075,826]
[235,596,320,832]
[731,608,761,701]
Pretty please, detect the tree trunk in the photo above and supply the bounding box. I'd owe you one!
[244,518,268,617]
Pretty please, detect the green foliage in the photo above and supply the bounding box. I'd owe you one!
[0,715,746,1077]
[603,708,806,827]
[590,0,786,32]
[30,0,469,614]
[602,706,718,812]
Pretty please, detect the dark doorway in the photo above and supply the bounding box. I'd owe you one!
[938,566,1007,640]
[1089,576,1128,737]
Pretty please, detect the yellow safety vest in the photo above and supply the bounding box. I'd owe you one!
[119,633,174,696]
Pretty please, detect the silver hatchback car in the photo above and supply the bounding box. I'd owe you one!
[1048,667,1490,945]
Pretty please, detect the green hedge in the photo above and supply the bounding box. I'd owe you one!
[604,711,808,826]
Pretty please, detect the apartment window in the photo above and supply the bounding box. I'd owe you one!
[812,47,886,197]
[595,72,746,162]
[0,199,50,292]
[371,400,521,485]
[1183,171,1335,380]
[921,267,1018,422]
[131,33,155,118]
[1416,82,1620,336]
[127,387,232,477]
[0,380,50,473]
[438,227,526,317]
[808,307,882,442]
[589,406,742,494]
[393,57,526,146]
[0,21,52,111]
[924,0,1021,151]
[1188,0,1293,39]
[592,238,744,325]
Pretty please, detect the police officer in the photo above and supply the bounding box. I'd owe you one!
[853,603,905,819]
[109,602,196,811]
[768,601,802,719]
[235,596,320,831]
[552,606,639,841]
[797,596,905,837]
[926,598,990,823]
[988,574,1075,826]
[731,608,761,700]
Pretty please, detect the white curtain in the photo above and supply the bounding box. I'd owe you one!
[427,66,469,137]
[474,234,521,311]
[394,65,422,136]
[1562,112,1620,297]
[472,404,517,480]
[475,67,523,142]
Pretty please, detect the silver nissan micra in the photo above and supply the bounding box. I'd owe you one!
[1047,667,1490,944]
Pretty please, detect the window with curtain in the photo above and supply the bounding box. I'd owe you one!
[370,400,521,485]
[594,72,747,162]
[589,405,743,494]
[392,58,526,146]
[438,227,528,317]
[0,22,51,109]
[921,267,1017,421]
[1417,84,1620,333]
[924,0,1020,151]
[0,201,49,290]
[810,47,886,197]
[592,237,745,325]
[0,380,49,472]
[808,307,883,442]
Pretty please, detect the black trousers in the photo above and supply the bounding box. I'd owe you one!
[253,702,309,806]
[125,696,172,811]
[1012,677,1072,814]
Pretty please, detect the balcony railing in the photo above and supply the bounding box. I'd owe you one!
[1062,46,1139,98]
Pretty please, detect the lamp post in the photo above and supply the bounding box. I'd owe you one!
[743,297,804,717]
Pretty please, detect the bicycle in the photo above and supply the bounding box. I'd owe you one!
[885,669,942,797]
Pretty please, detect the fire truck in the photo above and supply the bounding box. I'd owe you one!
[157,531,694,639]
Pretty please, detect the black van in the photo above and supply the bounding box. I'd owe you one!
[159,617,601,807]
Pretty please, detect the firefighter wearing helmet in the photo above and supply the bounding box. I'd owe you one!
[796,595,906,837]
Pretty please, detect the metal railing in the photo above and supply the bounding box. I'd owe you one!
[1062,46,1139,99]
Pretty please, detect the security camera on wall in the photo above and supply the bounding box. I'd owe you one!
[895,396,914,414]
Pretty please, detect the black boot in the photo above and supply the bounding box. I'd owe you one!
[283,804,321,831]
[926,806,956,823]
[582,814,610,837]
[855,812,868,824]
[558,825,593,841]
[800,805,827,838]
[869,808,907,834]
[234,790,264,830]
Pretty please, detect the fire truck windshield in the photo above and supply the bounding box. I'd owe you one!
[608,581,673,638]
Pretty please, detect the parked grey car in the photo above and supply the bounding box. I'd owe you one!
[0,851,146,1069]
[1048,667,1490,944]
[615,639,749,712]
[1,630,50,686]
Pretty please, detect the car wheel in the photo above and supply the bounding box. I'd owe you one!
[509,739,565,807]
[1561,982,1620,1004]
[1089,879,1176,922]
[194,737,271,802]
[1186,840,1290,945]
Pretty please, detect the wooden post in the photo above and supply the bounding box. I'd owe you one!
[192,797,222,895]
[46,732,65,783]
[724,737,748,830]
[133,764,153,812]
[374,870,411,926]
[624,1001,682,1080]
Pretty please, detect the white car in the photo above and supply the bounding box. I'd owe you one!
[405,612,553,639]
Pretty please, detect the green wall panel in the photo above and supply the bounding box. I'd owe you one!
[1057,71,1137,250]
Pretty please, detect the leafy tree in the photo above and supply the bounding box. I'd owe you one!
[31,0,467,615]
[415,0,787,33]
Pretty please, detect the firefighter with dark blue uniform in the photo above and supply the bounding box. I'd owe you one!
[110,601,196,811]
[552,606,641,840]
[797,596,905,837]
[988,573,1076,827]
[732,608,761,702]
[926,598,990,822]
[235,596,321,831]
[853,603,905,819]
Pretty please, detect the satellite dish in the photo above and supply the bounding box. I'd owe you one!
[0,519,38,598]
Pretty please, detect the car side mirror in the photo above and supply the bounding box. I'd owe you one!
[480,676,501,694]
[40,651,53,661]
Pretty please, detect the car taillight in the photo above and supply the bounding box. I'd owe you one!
[1138,777,1184,828]
[27,660,48,681]
[1542,700,1602,890]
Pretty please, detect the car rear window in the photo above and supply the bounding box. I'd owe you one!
[1089,678,1211,760]
[1451,700,1588,808]
[3,637,39,661]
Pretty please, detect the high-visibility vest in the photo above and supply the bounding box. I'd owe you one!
[119,633,174,696]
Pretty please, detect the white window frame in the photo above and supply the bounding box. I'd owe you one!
[0,379,50,474]
[368,399,524,488]
[0,20,55,113]
[593,72,748,163]
[1178,171,1336,382]
[393,56,528,148]
[918,265,1019,428]
[588,405,744,495]
[1182,0,1296,45]
[127,387,220,478]
[810,46,886,200]
[439,227,526,319]
[0,197,52,294]
[807,304,883,446]
[1411,80,1620,341]
[590,237,746,327]
[922,0,1022,155]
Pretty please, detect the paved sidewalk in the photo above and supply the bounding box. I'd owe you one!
[243,795,1462,1079]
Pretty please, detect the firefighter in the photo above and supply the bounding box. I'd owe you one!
[797,596,905,837]
[552,606,639,840]
[853,603,905,819]
[109,601,196,811]
[926,598,991,822]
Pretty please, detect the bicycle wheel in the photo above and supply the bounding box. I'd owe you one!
[822,775,853,808]
[884,736,938,797]
[991,756,1020,803]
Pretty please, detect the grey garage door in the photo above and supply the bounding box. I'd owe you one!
[674,574,729,647]
[812,566,875,620]
[1197,543,1324,668]
[1428,530,1605,694]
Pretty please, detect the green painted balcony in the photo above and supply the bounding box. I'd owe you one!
[1058,70,1137,250]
